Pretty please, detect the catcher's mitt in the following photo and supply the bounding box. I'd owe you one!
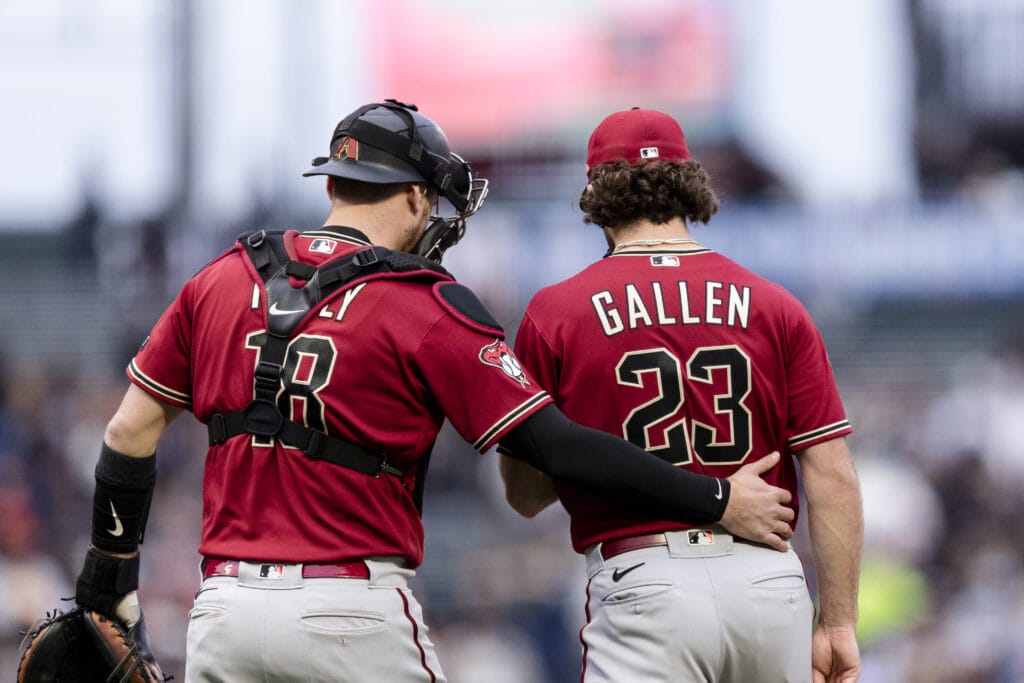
[17,605,168,682]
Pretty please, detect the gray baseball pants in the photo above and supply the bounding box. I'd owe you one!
[581,528,813,683]
[184,557,445,682]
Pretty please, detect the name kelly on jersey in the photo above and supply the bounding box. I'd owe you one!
[591,280,751,336]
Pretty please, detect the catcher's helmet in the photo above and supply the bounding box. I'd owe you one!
[305,100,468,209]
[304,99,488,262]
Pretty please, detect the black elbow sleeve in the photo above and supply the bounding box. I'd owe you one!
[499,405,728,522]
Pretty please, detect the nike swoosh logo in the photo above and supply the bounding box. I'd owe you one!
[107,501,124,537]
[611,562,645,582]
[269,302,305,316]
[714,479,723,500]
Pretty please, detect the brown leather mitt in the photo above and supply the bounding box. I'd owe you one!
[17,605,169,682]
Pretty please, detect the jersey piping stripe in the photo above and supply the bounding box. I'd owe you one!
[787,420,852,450]
[580,577,593,682]
[471,392,552,451]
[127,360,192,408]
[398,588,437,683]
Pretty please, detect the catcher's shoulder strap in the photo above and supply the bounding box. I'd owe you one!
[208,229,453,480]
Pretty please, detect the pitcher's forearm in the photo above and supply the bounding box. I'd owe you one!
[799,438,863,627]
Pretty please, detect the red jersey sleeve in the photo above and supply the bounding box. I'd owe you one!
[126,279,196,410]
[783,302,852,451]
[415,311,552,452]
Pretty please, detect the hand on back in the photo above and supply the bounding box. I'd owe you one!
[719,452,794,552]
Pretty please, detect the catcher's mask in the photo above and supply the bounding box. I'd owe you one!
[304,99,488,262]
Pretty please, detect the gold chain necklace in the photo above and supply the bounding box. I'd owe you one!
[612,238,700,253]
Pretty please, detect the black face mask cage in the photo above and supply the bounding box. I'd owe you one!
[414,153,489,263]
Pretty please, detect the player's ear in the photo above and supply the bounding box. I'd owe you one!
[325,176,334,200]
[405,183,427,215]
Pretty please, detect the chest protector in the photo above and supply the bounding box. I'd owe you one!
[207,230,453,498]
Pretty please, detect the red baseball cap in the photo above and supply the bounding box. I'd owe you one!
[586,107,691,179]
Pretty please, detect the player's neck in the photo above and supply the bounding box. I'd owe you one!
[322,198,409,252]
[607,218,699,253]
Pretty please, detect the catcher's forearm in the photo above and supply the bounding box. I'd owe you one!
[90,443,157,554]
[77,443,158,616]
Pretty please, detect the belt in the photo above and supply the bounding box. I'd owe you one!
[202,557,370,580]
[600,533,669,560]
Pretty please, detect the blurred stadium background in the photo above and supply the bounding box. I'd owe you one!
[1,0,1022,680]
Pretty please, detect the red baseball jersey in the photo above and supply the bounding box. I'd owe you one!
[128,227,551,567]
[514,248,851,552]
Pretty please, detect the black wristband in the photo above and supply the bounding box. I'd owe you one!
[91,443,156,554]
[75,547,140,616]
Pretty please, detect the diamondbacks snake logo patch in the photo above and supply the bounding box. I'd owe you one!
[479,339,530,386]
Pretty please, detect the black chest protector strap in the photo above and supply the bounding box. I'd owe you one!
[207,230,452,480]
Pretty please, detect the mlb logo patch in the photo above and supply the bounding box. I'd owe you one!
[687,529,715,545]
[309,238,337,255]
[650,255,679,267]
[640,146,660,159]
[259,563,285,579]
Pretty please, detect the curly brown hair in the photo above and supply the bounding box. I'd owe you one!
[579,159,719,229]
